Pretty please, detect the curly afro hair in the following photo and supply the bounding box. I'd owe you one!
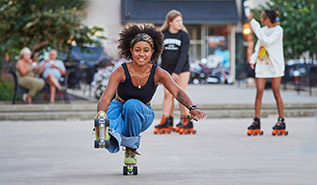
[118,24,164,62]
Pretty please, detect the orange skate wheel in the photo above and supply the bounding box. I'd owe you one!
[284,131,289,136]
[260,131,264,135]
[192,130,196,134]
[247,129,252,136]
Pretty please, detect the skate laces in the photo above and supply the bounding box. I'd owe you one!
[159,116,168,125]
[276,117,285,126]
[181,115,191,126]
[122,147,141,157]
[252,121,260,126]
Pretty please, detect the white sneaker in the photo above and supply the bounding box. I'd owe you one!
[22,93,27,102]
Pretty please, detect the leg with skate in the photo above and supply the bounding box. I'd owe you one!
[272,117,288,136]
[154,116,172,134]
[174,116,185,133]
[178,115,196,135]
[247,118,263,136]
[123,147,139,175]
[93,111,110,148]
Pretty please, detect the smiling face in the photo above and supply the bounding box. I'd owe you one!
[130,41,154,65]
[49,50,57,60]
[22,53,31,61]
[169,15,183,32]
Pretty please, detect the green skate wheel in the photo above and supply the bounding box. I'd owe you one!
[128,165,133,172]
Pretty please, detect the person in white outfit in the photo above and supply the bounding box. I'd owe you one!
[247,10,287,136]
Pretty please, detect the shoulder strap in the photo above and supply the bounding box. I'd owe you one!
[121,62,131,80]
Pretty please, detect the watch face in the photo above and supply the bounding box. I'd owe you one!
[190,105,197,111]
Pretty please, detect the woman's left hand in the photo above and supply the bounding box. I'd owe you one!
[190,109,207,121]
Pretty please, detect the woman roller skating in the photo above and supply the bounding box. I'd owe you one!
[96,25,206,175]
[154,10,194,135]
[247,10,288,136]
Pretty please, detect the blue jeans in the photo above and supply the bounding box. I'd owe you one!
[106,99,154,153]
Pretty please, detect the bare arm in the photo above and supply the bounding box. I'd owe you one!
[97,66,124,113]
[16,60,29,76]
[155,67,206,120]
[38,59,48,74]
[250,19,282,46]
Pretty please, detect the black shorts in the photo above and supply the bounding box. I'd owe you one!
[162,62,190,75]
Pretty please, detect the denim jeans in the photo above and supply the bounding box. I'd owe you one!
[106,99,154,153]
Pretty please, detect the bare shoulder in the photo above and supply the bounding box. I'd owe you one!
[155,66,169,76]
[16,59,24,67]
[154,66,171,84]
[111,64,125,82]
[16,59,23,65]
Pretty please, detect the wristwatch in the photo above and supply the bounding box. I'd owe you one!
[189,105,198,111]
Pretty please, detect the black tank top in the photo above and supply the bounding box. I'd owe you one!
[117,63,158,104]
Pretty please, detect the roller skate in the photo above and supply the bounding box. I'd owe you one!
[168,116,174,131]
[123,147,139,175]
[247,118,263,136]
[93,111,110,148]
[272,117,288,136]
[174,116,185,133]
[178,115,196,135]
[154,116,172,134]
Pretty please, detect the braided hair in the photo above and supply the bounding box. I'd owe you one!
[118,24,164,61]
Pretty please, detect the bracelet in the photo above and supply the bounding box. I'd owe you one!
[189,105,198,112]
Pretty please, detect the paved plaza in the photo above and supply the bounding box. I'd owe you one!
[1,117,317,185]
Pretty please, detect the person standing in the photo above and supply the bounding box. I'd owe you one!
[247,10,288,136]
[154,10,193,134]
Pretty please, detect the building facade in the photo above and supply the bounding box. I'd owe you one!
[84,0,248,82]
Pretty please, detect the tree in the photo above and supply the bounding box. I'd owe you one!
[0,0,105,63]
[251,0,317,61]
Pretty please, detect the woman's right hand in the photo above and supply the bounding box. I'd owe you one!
[250,64,255,70]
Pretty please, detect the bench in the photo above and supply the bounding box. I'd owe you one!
[9,69,75,104]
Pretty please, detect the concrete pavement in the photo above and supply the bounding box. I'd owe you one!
[1,117,317,185]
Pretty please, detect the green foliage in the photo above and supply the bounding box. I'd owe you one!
[0,77,14,100]
[251,0,317,60]
[0,0,105,62]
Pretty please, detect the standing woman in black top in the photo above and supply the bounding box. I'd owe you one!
[97,25,206,167]
[154,10,193,134]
